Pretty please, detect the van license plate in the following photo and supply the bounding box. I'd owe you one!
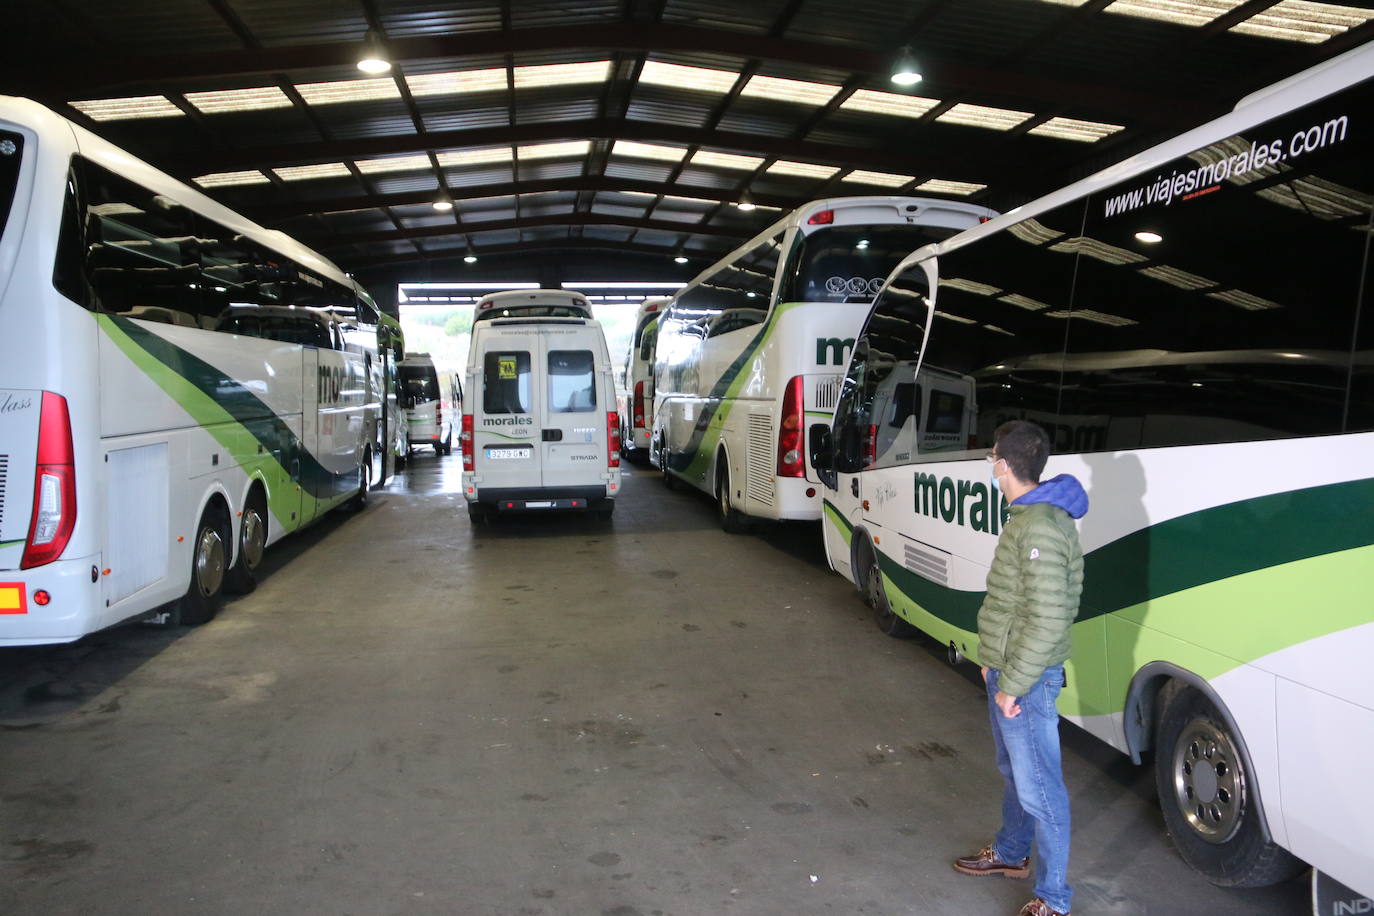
[486,448,530,460]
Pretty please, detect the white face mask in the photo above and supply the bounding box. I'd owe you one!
[990,458,1003,492]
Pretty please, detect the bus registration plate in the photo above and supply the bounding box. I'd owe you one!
[486,448,531,460]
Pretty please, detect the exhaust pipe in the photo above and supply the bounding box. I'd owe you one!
[947,642,964,666]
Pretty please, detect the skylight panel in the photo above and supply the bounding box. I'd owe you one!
[513,60,612,89]
[999,293,1053,311]
[437,147,514,167]
[1139,265,1217,289]
[766,160,840,180]
[1206,289,1282,310]
[841,169,916,187]
[841,89,941,119]
[185,87,293,114]
[660,195,716,206]
[1045,309,1139,326]
[915,178,987,196]
[1102,0,1243,28]
[936,311,979,325]
[407,68,507,97]
[936,103,1034,131]
[70,96,183,121]
[1050,236,1147,264]
[355,154,433,175]
[1028,116,1125,143]
[940,278,1002,296]
[194,170,271,188]
[638,61,739,94]
[612,141,688,162]
[295,77,400,106]
[517,141,592,160]
[691,150,765,171]
[273,163,352,181]
[740,75,840,107]
[1007,219,1065,245]
[1230,0,1374,43]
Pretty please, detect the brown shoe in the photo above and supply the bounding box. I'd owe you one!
[952,844,1030,878]
[1019,898,1069,916]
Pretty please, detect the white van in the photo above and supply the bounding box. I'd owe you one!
[474,288,593,323]
[618,296,670,459]
[398,353,460,456]
[461,317,621,521]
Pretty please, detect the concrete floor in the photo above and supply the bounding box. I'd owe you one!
[0,453,1310,916]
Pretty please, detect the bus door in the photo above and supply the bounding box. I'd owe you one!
[541,335,608,490]
[820,338,871,580]
[473,335,540,490]
[298,345,323,523]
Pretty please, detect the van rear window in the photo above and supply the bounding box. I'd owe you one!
[484,351,531,414]
[548,350,596,413]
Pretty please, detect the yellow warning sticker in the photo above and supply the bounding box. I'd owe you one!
[498,357,517,380]
[0,583,27,615]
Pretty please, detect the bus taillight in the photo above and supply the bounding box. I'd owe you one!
[777,376,805,478]
[460,414,474,471]
[807,209,834,225]
[21,392,77,570]
[632,382,645,428]
[608,413,621,469]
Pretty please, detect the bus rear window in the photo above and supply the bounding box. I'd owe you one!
[400,367,440,402]
[0,130,23,247]
[785,225,960,304]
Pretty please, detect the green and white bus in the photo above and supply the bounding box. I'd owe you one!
[813,43,1373,897]
[650,196,995,531]
[0,96,383,645]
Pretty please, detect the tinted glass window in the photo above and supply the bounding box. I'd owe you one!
[0,130,21,239]
[400,367,439,401]
[548,350,596,413]
[483,351,531,414]
[783,224,961,305]
[1062,78,1374,447]
[832,263,932,472]
[637,314,660,361]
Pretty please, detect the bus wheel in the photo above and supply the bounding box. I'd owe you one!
[863,540,915,638]
[467,504,488,524]
[1153,685,1302,887]
[350,457,371,510]
[177,505,227,626]
[716,464,747,534]
[439,432,453,456]
[225,492,267,594]
[659,441,679,490]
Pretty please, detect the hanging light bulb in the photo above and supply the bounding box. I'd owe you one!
[357,29,392,74]
[673,256,689,264]
[432,197,454,212]
[890,46,922,86]
[735,191,757,212]
[463,249,478,264]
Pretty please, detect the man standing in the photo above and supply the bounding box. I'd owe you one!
[952,420,1088,916]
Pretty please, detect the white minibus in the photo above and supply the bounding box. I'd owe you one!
[618,296,670,459]
[461,317,621,521]
[474,288,593,322]
[398,353,459,456]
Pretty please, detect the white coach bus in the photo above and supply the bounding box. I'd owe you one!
[812,44,1374,900]
[650,196,996,531]
[0,96,382,645]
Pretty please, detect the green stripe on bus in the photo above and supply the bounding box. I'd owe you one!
[0,539,24,550]
[97,316,352,521]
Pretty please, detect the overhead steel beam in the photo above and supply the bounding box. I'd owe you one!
[312,212,749,247]
[345,236,724,270]
[14,23,1209,126]
[168,117,1020,184]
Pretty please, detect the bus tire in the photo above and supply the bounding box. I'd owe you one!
[660,445,679,490]
[225,490,267,595]
[1153,685,1303,887]
[861,538,915,638]
[716,464,748,534]
[350,456,370,510]
[439,432,452,456]
[176,503,228,626]
[468,504,488,524]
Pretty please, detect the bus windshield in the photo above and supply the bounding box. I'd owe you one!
[784,224,963,304]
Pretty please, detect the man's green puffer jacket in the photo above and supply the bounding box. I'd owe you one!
[977,474,1087,698]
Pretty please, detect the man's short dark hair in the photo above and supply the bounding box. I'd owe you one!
[994,420,1050,483]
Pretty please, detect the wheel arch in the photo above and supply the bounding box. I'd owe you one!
[1126,661,1276,846]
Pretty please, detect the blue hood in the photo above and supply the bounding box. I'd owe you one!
[1014,474,1088,519]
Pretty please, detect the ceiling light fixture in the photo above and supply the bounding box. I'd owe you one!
[1135,231,1163,243]
[674,256,689,264]
[433,197,454,212]
[735,193,757,212]
[890,47,923,86]
[357,29,391,74]
[464,250,478,264]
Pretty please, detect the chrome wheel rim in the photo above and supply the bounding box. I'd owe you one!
[240,508,266,570]
[865,559,886,613]
[195,526,226,598]
[1171,716,1245,844]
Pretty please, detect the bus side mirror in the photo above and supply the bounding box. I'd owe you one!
[810,424,838,490]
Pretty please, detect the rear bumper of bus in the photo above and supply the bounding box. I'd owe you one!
[469,485,610,512]
[743,476,824,523]
[0,553,104,646]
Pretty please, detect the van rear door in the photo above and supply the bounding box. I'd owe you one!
[473,333,540,488]
[540,333,606,488]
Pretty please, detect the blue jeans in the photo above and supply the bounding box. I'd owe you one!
[987,666,1072,914]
